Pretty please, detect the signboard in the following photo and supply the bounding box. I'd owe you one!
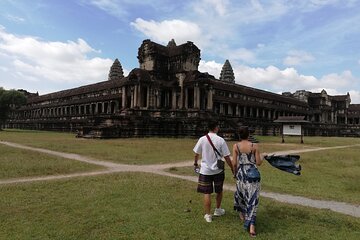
[283,124,302,136]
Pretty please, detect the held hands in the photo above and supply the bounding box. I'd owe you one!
[194,163,200,174]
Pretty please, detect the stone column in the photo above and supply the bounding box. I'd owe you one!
[122,86,126,108]
[228,104,233,115]
[184,88,188,109]
[207,87,213,110]
[220,104,224,114]
[194,84,200,109]
[137,85,142,107]
[176,73,185,109]
[134,85,139,107]
[130,87,135,108]
[172,91,177,109]
[243,106,247,117]
[268,110,272,119]
[147,86,150,108]
[156,90,161,108]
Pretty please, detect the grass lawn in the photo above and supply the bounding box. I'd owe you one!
[261,146,360,204]
[0,129,198,164]
[0,129,347,165]
[0,144,102,179]
[167,146,360,204]
[0,173,359,240]
[257,135,360,147]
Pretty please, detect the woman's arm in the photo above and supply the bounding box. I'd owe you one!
[254,144,262,166]
[232,143,238,173]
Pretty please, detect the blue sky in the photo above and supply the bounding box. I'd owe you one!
[1,0,360,103]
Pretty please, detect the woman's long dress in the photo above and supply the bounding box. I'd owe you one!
[234,144,260,229]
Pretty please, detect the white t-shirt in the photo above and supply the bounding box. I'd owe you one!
[193,132,231,175]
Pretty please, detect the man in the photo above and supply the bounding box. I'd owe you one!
[193,121,233,223]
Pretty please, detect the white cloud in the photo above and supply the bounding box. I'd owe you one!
[193,0,230,16]
[0,28,114,94]
[296,0,350,12]
[85,0,127,18]
[4,14,25,23]
[198,60,223,78]
[198,59,359,102]
[130,18,206,47]
[349,90,360,104]
[227,48,256,63]
[283,50,315,66]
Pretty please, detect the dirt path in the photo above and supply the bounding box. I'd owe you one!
[1,141,359,218]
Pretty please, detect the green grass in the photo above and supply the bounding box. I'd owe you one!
[261,147,360,204]
[1,129,359,203]
[0,129,348,165]
[0,129,198,164]
[257,135,360,147]
[0,173,359,240]
[167,146,360,204]
[0,144,101,179]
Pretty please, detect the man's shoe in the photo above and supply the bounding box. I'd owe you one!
[204,214,212,222]
[214,208,225,216]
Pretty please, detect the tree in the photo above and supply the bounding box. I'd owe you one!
[0,88,27,129]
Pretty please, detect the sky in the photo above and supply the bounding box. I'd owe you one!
[1,0,360,103]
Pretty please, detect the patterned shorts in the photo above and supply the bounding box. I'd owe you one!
[197,172,225,194]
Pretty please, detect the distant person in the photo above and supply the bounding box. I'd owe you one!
[193,121,234,223]
[232,126,262,237]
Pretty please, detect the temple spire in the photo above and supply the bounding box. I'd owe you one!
[108,58,124,80]
[167,39,177,48]
[219,59,235,83]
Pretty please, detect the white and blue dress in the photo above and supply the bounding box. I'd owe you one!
[234,143,260,229]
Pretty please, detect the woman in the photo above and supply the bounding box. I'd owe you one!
[232,127,262,237]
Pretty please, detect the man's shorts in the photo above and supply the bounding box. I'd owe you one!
[197,172,225,194]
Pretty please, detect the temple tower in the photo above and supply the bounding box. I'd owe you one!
[108,58,124,80]
[220,59,235,83]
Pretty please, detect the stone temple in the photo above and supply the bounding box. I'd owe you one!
[6,39,360,138]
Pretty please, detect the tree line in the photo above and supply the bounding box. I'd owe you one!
[0,87,27,129]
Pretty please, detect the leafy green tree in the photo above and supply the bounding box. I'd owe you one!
[0,88,27,129]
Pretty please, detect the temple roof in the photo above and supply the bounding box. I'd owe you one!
[27,78,126,104]
[139,39,200,58]
[349,104,360,111]
[274,116,309,123]
[183,70,308,107]
[127,68,152,82]
[331,95,350,101]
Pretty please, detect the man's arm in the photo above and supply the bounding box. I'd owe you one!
[224,155,234,175]
[194,153,200,166]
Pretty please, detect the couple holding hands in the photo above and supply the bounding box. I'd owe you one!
[193,122,262,238]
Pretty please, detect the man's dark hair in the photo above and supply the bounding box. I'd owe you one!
[208,121,219,131]
[239,126,249,140]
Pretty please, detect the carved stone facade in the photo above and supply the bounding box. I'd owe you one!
[6,39,360,138]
